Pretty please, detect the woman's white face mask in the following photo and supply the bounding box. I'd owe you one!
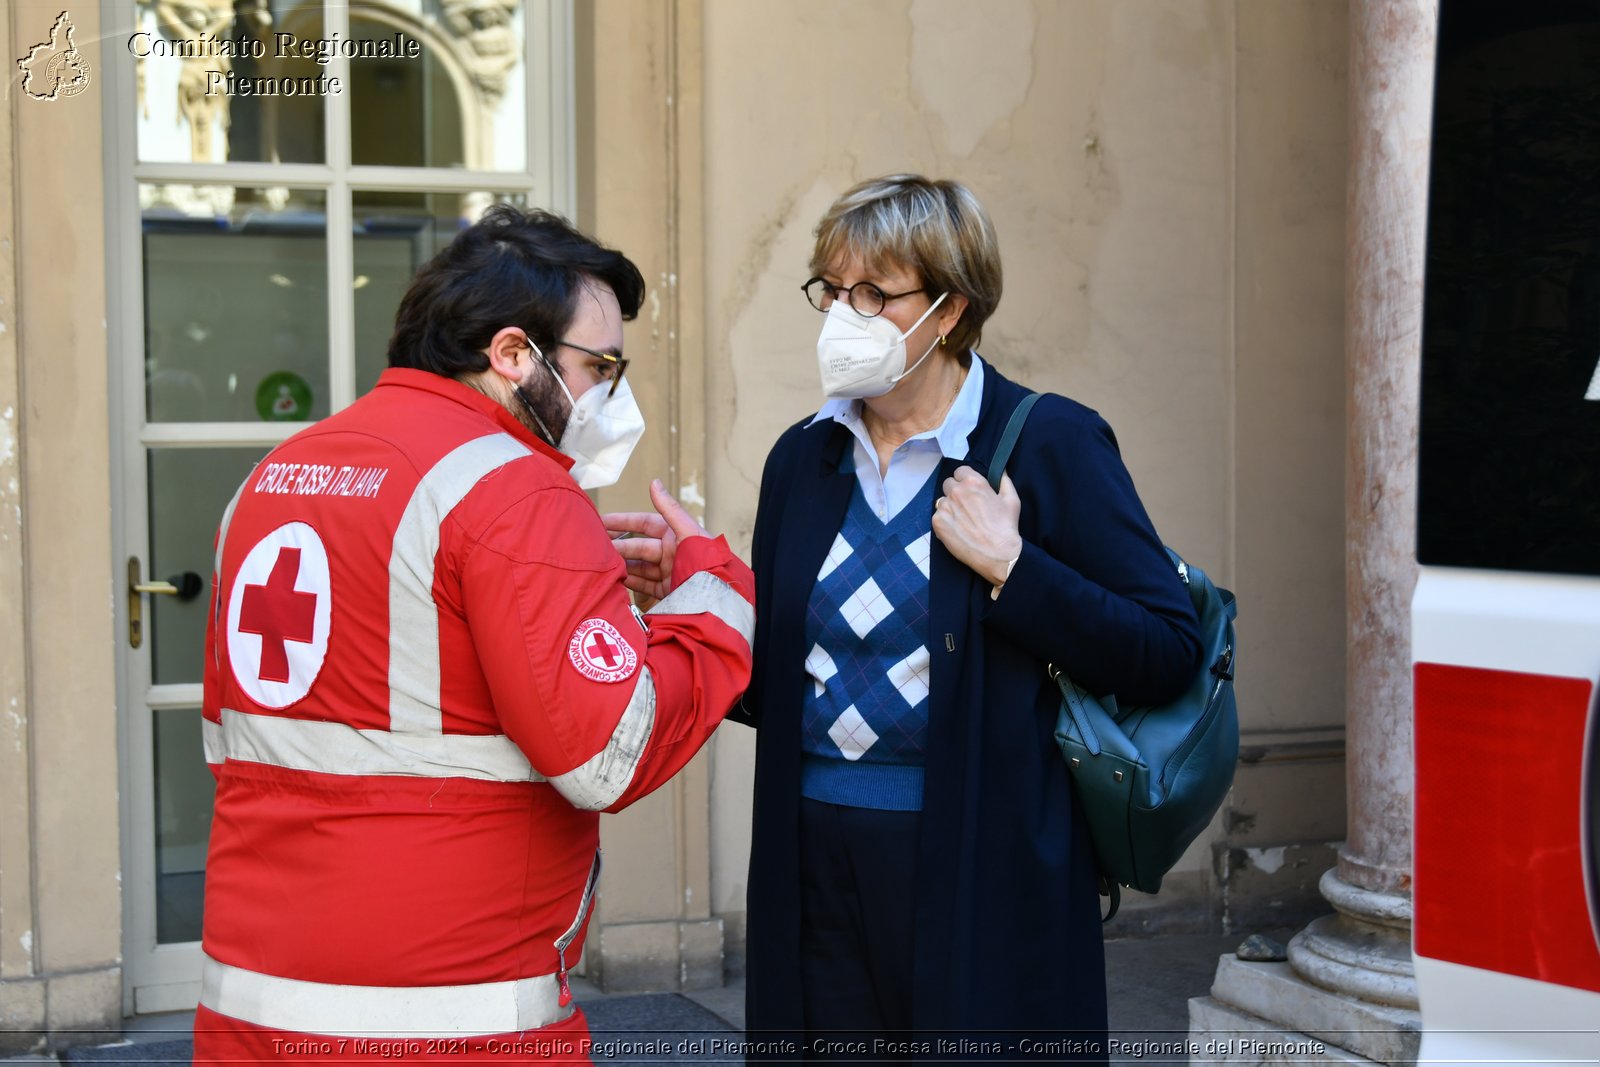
[815,291,948,399]
[520,344,646,490]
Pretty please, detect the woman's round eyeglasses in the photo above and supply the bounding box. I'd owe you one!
[802,277,928,318]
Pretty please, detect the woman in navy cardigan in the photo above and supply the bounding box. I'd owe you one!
[734,175,1201,1063]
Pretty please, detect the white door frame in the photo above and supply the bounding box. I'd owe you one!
[103,0,574,1015]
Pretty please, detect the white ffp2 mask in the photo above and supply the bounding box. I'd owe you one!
[524,346,647,490]
[815,291,947,399]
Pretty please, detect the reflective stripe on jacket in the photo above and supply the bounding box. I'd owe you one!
[198,369,753,1058]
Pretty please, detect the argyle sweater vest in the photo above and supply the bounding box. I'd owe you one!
[799,471,936,811]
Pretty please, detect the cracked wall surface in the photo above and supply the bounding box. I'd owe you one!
[0,0,1354,1010]
[700,0,1350,929]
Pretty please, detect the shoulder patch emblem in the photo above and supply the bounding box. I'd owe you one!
[568,617,639,684]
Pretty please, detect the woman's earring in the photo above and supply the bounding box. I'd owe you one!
[939,334,946,346]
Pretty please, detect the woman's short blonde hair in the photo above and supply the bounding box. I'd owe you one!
[809,174,1002,358]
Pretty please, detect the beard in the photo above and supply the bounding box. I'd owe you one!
[512,369,570,448]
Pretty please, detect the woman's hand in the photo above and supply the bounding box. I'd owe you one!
[932,466,1023,586]
[600,479,708,610]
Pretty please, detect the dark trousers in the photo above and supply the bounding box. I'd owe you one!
[798,797,920,1064]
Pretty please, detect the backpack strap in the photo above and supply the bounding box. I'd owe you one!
[992,390,1127,924]
[988,392,1043,491]
[1101,878,1122,923]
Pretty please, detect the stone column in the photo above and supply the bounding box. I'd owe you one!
[1190,2,1435,1062]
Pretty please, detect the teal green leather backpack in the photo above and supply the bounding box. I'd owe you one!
[989,394,1240,921]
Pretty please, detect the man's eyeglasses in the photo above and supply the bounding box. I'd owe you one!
[551,340,629,397]
[802,277,929,318]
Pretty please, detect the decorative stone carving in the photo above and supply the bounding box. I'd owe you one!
[141,182,236,222]
[152,0,236,162]
[236,0,271,37]
[437,0,519,107]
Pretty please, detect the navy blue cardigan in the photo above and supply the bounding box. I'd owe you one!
[735,360,1201,1061]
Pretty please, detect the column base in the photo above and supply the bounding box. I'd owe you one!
[0,977,46,1056]
[1188,994,1382,1064]
[1288,913,1417,1009]
[0,966,122,1055]
[591,917,725,993]
[1190,864,1421,1064]
[1191,954,1419,1064]
[1289,867,1417,1008]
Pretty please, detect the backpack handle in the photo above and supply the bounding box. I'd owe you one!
[988,392,1043,491]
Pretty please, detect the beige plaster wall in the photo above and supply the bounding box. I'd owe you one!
[1,0,123,1044]
[0,0,32,1015]
[1216,0,1350,929]
[696,0,1349,933]
[0,0,1352,1023]
[1236,0,1348,737]
[579,0,726,991]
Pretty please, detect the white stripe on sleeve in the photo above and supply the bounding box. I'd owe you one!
[545,667,657,810]
[646,571,754,650]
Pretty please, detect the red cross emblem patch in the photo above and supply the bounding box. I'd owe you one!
[567,617,639,684]
[226,521,332,709]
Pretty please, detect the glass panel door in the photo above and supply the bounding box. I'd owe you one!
[111,0,573,1014]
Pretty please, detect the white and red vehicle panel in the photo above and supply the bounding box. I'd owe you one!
[1412,569,1600,1064]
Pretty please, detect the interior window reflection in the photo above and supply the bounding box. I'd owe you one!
[143,184,330,424]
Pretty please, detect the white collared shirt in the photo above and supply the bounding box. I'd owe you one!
[806,355,987,522]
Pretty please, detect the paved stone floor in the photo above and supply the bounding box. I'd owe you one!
[7,932,1249,1064]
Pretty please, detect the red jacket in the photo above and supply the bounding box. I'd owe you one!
[196,369,754,1062]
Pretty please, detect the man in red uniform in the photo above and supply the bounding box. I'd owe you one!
[196,207,753,1062]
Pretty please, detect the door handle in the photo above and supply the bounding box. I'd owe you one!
[128,559,205,648]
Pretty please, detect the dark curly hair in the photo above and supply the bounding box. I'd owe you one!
[388,205,646,376]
